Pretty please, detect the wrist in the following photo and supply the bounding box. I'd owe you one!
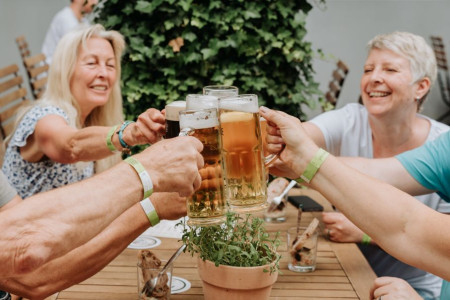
[295,147,329,184]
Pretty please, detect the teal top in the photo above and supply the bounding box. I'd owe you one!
[396,131,450,299]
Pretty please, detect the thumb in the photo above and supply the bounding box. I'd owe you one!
[259,106,289,128]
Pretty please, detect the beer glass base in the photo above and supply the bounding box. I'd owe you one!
[229,202,268,214]
[288,263,316,273]
[187,215,226,226]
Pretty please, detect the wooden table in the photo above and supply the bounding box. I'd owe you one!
[48,189,376,300]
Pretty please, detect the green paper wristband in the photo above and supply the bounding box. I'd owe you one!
[139,198,160,226]
[106,125,119,152]
[125,157,153,198]
[361,233,371,245]
[295,148,329,184]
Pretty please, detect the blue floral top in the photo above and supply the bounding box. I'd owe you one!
[2,105,94,199]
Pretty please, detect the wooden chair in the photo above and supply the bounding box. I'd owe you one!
[323,59,349,111]
[0,64,31,140]
[430,36,450,122]
[15,35,49,100]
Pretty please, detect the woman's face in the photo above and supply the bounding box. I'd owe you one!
[70,37,117,119]
[360,48,419,117]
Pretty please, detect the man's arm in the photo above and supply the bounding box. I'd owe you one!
[0,137,202,277]
[260,107,450,281]
[0,193,185,299]
[339,156,434,196]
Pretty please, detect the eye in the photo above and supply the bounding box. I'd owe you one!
[363,68,372,73]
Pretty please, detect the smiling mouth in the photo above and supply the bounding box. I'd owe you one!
[91,86,107,91]
[369,91,390,97]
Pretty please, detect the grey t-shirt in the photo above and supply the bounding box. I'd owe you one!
[0,170,17,207]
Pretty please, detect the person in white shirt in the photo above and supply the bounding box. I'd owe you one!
[41,0,98,65]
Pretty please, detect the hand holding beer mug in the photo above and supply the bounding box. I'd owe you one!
[164,100,186,139]
[219,94,278,213]
[203,85,239,98]
[179,108,226,226]
[186,94,218,110]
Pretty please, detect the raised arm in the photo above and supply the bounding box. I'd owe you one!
[260,107,450,281]
[0,136,203,277]
[1,192,185,299]
[24,108,165,164]
[339,156,433,196]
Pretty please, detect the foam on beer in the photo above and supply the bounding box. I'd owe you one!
[186,95,218,110]
[165,101,186,121]
[180,110,219,129]
[219,97,258,113]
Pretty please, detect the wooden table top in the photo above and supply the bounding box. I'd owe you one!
[47,189,376,300]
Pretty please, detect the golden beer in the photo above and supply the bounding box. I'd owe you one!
[179,109,226,226]
[219,95,268,212]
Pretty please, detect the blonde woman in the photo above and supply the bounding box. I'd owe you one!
[2,24,165,198]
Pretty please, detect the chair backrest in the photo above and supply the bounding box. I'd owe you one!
[16,35,31,59]
[430,36,450,107]
[323,59,349,110]
[15,35,49,100]
[0,64,31,140]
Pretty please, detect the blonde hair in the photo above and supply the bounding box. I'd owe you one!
[9,24,125,171]
[367,31,437,110]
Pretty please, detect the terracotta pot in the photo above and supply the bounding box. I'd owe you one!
[197,257,278,300]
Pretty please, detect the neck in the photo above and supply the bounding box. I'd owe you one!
[69,2,83,21]
[369,112,430,158]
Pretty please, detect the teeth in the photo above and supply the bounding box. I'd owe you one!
[369,92,389,97]
[92,86,107,91]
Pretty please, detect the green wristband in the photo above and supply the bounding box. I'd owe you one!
[106,125,120,152]
[139,197,160,226]
[361,233,371,245]
[295,148,329,184]
[125,157,153,198]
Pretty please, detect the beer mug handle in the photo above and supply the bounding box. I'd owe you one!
[264,153,279,167]
[179,127,195,136]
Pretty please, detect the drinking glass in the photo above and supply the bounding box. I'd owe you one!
[287,227,319,272]
[218,94,277,213]
[203,85,238,98]
[179,108,226,226]
[164,100,186,139]
[137,260,173,299]
[185,94,218,110]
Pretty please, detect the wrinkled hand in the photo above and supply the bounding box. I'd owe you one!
[370,277,423,300]
[150,192,187,220]
[135,136,204,197]
[322,212,365,243]
[129,108,166,145]
[259,107,319,179]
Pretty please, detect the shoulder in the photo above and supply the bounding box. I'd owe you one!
[418,114,450,140]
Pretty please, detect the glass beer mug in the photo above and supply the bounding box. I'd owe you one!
[203,85,239,98]
[179,108,226,226]
[185,94,218,110]
[164,100,186,139]
[219,94,277,213]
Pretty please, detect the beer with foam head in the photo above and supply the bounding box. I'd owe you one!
[186,94,218,110]
[164,100,186,139]
[179,108,226,226]
[219,94,268,213]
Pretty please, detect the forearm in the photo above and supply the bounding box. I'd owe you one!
[1,204,149,299]
[339,156,433,196]
[311,155,450,280]
[0,161,142,276]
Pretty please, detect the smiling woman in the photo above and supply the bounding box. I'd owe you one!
[1,24,166,199]
[269,32,449,300]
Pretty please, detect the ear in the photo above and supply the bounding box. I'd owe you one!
[415,77,431,99]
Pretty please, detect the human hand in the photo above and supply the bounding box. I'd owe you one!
[134,136,204,197]
[370,277,423,300]
[150,192,187,220]
[129,108,166,145]
[322,212,365,243]
[259,106,319,179]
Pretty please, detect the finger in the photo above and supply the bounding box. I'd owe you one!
[193,172,202,192]
[266,143,283,154]
[266,134,284,144]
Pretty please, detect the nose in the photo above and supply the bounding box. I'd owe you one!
[97,64,108,78]
[368,68,384,84]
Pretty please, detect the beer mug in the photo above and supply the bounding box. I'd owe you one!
[164,100,186,139]
[185,94,218,110]
[203,85,239,98]
[179,108,226,226]
[219,94,277,213]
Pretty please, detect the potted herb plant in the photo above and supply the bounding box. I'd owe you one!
[179,212,281,300]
